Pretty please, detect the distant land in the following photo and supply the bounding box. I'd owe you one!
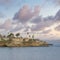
[0,33,53,47]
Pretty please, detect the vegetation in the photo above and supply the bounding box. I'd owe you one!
[32,34,34,39]
[7,33,14,38]
[16,33,20,37]
[0,32,52,47]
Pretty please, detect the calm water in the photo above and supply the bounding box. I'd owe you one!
[0,46,60,60]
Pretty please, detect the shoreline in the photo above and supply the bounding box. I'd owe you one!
[0,34,53,47]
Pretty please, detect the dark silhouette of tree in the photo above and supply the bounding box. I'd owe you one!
[7,33,14,38]
[27,32,31,38]
[27,32,29,35]
[7,33,14,43]
[32,34,34,39]
[29,35,31,38]
[16,33,20,38]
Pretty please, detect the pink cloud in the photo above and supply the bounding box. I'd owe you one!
[34,5,40,16]
[55,25,60,31]
[0,19,12,30]
[13,5,40,23]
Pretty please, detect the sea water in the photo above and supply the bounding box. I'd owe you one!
[0,41,60,60]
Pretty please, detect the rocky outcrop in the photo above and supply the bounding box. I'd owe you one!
[0,38,52,47]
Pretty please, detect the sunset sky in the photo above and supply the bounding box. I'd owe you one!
[0,0,60,40]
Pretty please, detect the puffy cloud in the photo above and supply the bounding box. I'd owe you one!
[40,29,51,34]
[55,10,60,21]
[1,9,60,34]
[31,17,54,31]
[13,5,40,23]
[31,16,42,24]
[0,19,27,34]
[10,23,24,32]
[30,9,60,31]
[13,5,60,33]
[12,9,60,33]
[0,19,12,30]
[35,23,60,40]
[55,25,60,31]
[31,23,45,31]
[13,7,60,32]
[0,5,60,40]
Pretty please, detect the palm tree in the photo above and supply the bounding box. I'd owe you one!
[32,34,34,39]
[32,34,35,42]
[27,32,29,35]
[16,33,20,38]
[27,32,30,38]
[29,35,31,38]
[7,33,14,43]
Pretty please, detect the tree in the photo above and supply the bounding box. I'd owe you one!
[7,33,14,43]
[16,33,20,38]
[7,33,14,38]
[27,32,29,35]
[29,35,31,38]
[27,32,30,38]
[32,34,34,39]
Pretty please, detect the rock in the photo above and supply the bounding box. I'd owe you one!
[0,38,52,47]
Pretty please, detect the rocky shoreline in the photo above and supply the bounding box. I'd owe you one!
[0,38,52,47]
[0,33,53,47]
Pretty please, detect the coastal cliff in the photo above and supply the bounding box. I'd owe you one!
[0,37,50,47]
[0,33,52,47]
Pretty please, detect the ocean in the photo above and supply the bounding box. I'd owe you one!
[0,40,60,60]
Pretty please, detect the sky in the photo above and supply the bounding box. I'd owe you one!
[0,0,60,40]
